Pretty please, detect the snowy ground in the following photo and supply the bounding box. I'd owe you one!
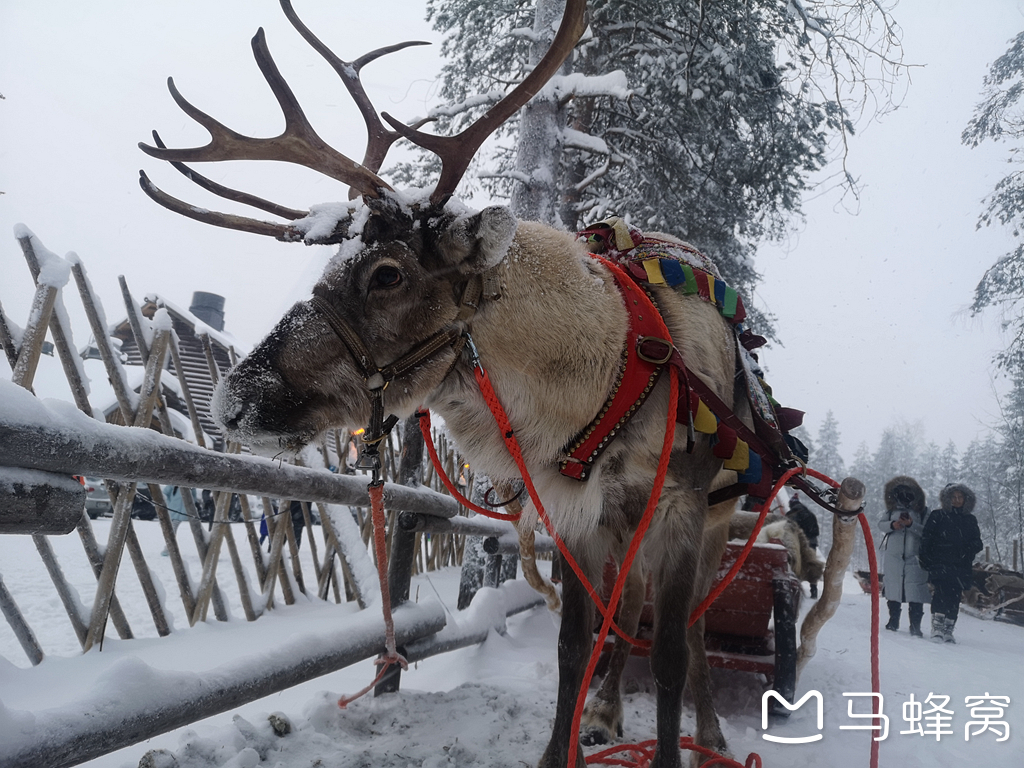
[1,520,1020,768]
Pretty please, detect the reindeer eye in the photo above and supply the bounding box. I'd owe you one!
[371,266,403,289]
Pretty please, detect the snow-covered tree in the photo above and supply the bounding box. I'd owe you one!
[396,0,906,335]
[963,30,1024,372]
[990,369,1024,558]
[812,410,846,481]
[960,438,1007,563]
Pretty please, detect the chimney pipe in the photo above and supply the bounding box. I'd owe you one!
[189,291,225,332]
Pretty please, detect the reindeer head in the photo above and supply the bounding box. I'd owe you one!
[139,0,586,455]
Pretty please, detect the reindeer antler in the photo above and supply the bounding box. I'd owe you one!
[140,26,392,197]
[140,0,588,237]
[384,0,588,206]
[278,0,432,189]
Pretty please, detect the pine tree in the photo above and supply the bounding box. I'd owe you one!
[812,410,846,482]
[870,421,923,509]
[938,441,960,490]
[963,30,1024,372]
[960,438,1005,563]
[397,0,906,335]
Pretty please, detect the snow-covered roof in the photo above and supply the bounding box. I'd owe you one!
[140,292,249,357]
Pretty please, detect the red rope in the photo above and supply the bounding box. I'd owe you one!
[469,361,678,766]
[337,481,407,708]
[587,737,762,767]
[859,510,881,768]
[452,350,879,768]
[796,469,881,768]
[417,409,521,521]
[420,393,650,649]
[565,366,679,768]
[470,360,766,767]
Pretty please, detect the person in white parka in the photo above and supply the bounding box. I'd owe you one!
[878,475,930,637]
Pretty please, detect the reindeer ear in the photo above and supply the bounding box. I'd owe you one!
[437,206,517,274]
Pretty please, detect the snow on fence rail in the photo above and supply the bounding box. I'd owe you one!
[0,228,548,768]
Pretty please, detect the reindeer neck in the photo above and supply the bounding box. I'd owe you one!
[430,221,627,476]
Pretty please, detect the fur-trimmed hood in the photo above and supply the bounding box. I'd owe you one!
[939,483,976,514]
[883,475,927,514]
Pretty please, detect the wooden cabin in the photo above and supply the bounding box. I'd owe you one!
[106,292,242,451]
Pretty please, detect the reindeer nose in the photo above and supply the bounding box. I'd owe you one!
[212,381,247,432]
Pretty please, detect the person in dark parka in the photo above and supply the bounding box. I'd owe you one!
[290,500,307,549]
[786,494,821,597]
[877,476,930,636]
[918,483,983,644]
[787,495,820,548]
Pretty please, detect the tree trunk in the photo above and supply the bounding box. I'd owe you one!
[510,0,571,227]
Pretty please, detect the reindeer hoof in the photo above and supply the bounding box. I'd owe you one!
[580,723,619,746]
[580,698,623,747]
[579,724,607,746]
[577,700,622,749]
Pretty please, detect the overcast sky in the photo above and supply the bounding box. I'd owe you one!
[2,0,1024,464]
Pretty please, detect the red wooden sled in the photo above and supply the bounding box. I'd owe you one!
[598,539,800,700]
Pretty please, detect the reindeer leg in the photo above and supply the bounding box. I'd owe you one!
[539,554,593,768]
[647,563,694,768]
[685,614,730,767]
[645,498,710,768]
[685,510,733,767]
[580,562,646,745]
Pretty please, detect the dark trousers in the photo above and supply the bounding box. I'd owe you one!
[930,577,962,621]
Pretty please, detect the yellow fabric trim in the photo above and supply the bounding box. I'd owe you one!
[723,438,750,471]
[596,216,639,251]
[643,259,666,285]
[693,399,718,434]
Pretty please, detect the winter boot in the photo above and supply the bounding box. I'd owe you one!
[885,601,901,632]
[930,613,946,643]
[943,616,957,644]
[908,603,924,638]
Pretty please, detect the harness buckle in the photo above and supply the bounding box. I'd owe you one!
[463,331,482,369]
[636,336,674,365]
[354,450,382,472]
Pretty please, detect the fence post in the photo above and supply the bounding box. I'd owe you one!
[0,572,44,666]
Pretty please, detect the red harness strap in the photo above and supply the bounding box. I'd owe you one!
[560,255,684,480]
[562,253,795,505]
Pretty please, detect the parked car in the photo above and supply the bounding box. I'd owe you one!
[83,477,112,519]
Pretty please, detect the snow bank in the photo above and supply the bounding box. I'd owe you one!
[0,599,446,768]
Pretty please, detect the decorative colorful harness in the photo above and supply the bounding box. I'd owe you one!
[568,218,809,505]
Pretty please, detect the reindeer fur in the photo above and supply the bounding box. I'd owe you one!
[729,510,825,585]
[215,207,748,768]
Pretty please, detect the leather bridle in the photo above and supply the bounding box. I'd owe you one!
[307,273,488,477]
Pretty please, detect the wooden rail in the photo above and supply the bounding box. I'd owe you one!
[0,228,537,768]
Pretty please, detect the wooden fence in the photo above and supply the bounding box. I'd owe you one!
[0,228,551,768]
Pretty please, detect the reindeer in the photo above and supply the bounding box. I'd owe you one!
[138,2,773,765]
